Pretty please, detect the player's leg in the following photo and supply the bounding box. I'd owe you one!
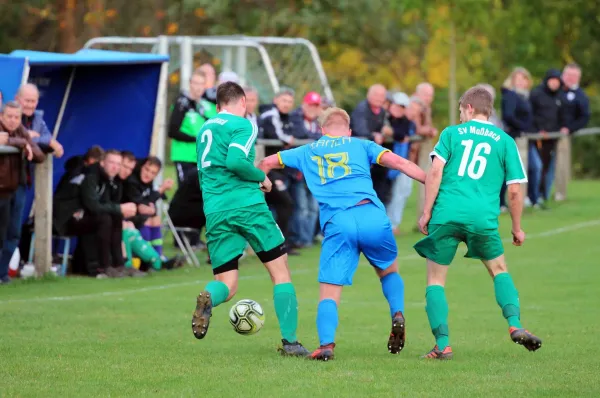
[241,203,309,356]
[468,231,542,352]
[308,211,360,361]
[357,203,406,354]
[191,211,245,340]
[414,224,461,360]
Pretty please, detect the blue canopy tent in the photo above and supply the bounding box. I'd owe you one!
[0,48,169,271]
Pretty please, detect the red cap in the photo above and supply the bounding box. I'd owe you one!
[303,91,322,105]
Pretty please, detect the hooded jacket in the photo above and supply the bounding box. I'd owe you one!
[530,69,563,132]
[121,165,164,228]
[501,88,533,137]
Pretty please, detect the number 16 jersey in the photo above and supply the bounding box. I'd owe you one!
[429,119,527,231]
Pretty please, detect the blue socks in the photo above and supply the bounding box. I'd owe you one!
[380,272,405,317]
[316,299,338,346]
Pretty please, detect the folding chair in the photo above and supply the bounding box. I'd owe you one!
[160,201,201,267]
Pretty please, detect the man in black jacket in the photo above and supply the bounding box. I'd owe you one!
[53,149,137,277]
[530,69,563,203]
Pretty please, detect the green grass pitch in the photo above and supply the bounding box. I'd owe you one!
[1,180,600,397]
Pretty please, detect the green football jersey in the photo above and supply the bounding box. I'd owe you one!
[429,119,527,231]
[196,111,266,215]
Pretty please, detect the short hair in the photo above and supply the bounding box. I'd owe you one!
[2,100,22,114]
[120,150,136,162]
[275,86,295,98]
[416,82,434,94]
[103,149,122,160]
[143,155,162,169]
[192,69,206,80]
[83,145,105,162]
[564,63,581,72]
[459,86,493,117]
[409,96,425,108]
[216,82,246,107]
[17,83,39,98]
[244,86,258,95]
[319,107,350,128]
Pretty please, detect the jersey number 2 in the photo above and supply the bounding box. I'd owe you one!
[200,129,212,168]
[458,140,491,179]
[311,152,351,184]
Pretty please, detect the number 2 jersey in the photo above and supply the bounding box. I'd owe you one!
[430,119,527,231]
[278,135,390,229]
[196,111,266,216]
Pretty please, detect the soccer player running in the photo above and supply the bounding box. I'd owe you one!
[191,82,310,357]
[414,86,542,360]
[259,107,426,361]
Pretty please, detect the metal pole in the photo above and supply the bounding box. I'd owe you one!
[236,46,247,86]
[52,67,77,139]
[180,36,193,93]
[151,35,170,186]
[222,47,233,72]
[20,58,30,86]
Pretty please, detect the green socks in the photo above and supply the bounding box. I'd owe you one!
[425,285,450,350]
[205,281,230,307]
[494,272,522,328]
[123,228,162,270]
[273,283,299,343]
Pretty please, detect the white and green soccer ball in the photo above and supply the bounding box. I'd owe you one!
[229,299,265,335]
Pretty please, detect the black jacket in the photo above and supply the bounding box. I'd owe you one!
[530,69,564,132]
[501,88,533,137]
[561,86,590,133]
[259,107,299,164]
[168,93,198,143]
[350,99,385,139]
[168,171,205,229]
[53,163,121,235]
[122,167,163,228]
[388,115,413,142]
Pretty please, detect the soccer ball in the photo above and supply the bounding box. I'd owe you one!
[229,299,265,335]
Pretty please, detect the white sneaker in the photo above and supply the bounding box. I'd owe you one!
[524,197,532,208]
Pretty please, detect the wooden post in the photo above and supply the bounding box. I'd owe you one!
[416,139,433,225]
[553,136,571,201]
[515,136,529,200]
[254,144,265,165]
[34,156,53,276]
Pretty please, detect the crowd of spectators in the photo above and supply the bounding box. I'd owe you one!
[0,62,590,283]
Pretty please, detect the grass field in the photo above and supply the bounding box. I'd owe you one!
[2,180,600,397]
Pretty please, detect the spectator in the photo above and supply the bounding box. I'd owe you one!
[119,151,137,182]
[122,156,174,258]
[530,69,564,204]
[218,71,240,85]
[291,91,323,140]
[16,83,64,157]
[244,86,260,127]
[168,171,206,243]
[320,97,334,111]
[0,101,45,284]
[501,67,535,209]
[168,69,217,186]
[350,84,388,201]
[560,63,590,136]
[413,82,438,138]
[53,149,137,277]
[259,87,297,145]
[382,93,415,234]
[199,64,216,90]
[55,146,104,192]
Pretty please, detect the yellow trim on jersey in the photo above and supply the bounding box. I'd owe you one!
[277,152,285,168]
[376,149,391,165]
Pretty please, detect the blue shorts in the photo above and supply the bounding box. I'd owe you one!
[319,203,398,286]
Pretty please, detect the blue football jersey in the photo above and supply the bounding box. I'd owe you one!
[278,135,390,228]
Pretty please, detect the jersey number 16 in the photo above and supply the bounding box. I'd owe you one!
[457,139,491,180]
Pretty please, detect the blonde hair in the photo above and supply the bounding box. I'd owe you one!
[502,67,532,90]
[318,107,350,128]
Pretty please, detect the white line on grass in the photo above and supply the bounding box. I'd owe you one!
[1,218,599,305]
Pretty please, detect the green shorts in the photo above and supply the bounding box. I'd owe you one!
[413,224,504,265]
[205,203,285,270]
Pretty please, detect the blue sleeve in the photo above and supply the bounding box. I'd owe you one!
[567,92,590,132]
[278,145,306,171]
[362,140,390,165]
[33,118,52,146]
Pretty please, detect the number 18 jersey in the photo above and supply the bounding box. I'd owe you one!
[430,119,527,231]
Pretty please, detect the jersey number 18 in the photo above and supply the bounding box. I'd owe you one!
[457,139,491,180]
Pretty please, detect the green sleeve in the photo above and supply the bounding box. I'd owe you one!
[225,119,265,182]
[430,128,452,163]
[505,138,528,185]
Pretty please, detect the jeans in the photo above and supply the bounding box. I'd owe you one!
[290,179,319,246]
[386,174,413,229]
[541,151,556,201]
[527,143,543,205]
[0,185,27,279]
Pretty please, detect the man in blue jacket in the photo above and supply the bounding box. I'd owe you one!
[560,63,590,136]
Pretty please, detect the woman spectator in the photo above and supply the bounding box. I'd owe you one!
[501,67,536,210]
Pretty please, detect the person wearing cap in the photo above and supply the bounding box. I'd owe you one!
[382,93,417,234]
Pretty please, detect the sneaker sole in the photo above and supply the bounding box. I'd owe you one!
[388,317,406,354]
[278,345,311,358]
[512,331,542,352]
[191,292,212,339]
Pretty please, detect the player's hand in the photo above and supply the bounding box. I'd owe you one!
[260,176,272,193]
[418,213,431,235]
[121,203,137,218]
[28,130,40,139]
[160,178,175,193]
[138,204,155,215]
[512,229,526,246]
[50,139,64,158]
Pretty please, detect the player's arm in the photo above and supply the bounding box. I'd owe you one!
[507,184,524,246]
[505,139,528,246]
[259,146,305,175]
[226,122,268,185]
[257,153,284,175]
[418,157,445,235]
[378,152,426,183]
